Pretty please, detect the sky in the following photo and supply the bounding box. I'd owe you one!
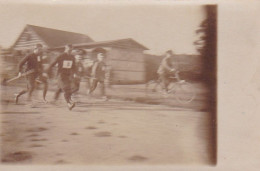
[0,1,206,55]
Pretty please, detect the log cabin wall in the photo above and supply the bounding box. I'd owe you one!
[13,27,48,52]
[106,47,146,84]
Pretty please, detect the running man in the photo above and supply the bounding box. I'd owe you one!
[157,50,177,94]
[15,44,48,104]
[71,50,85,95]
[88,52,107,100]
[84,55,94,92]
[46,44,76,110]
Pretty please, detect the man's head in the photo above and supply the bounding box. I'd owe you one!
[33,43,43,54]
[78,49,87,56]
[75,54,83,62]
[64,44,74,54]
[165,50,174,58]
[97,52,105,62]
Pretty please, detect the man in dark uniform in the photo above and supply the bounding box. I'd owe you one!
[157,50,176,94]
[88,52,107,99]
[71,50,85,95]
[47,44,76,110]
[84,55,94,92]
[15,44,48,104]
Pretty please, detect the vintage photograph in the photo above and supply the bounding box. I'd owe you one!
[0,1,217,165]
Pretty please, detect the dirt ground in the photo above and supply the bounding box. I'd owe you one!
[0,85,215,165]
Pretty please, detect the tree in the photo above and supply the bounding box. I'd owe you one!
[194,19,208,57]
[194,6,217,84]
[194,6,217,165]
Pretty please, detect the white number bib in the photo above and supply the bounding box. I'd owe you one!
[62,60,73,69]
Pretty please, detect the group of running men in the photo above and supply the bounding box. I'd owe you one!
[13,43,176,110]
[14,44,107,110]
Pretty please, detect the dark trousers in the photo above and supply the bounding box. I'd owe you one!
[17,73,48,101]
[159,73,171,91]
[71,77,81,94]
[89,79,105,96]
[54,75,72,103]
[85,78,91,91]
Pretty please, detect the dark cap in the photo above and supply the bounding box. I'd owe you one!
[166,50,174,55]
[35,43,43,48]
[93,47,106,54]
[78,49,87,55]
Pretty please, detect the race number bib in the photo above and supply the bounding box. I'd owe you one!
[62,60,73,68]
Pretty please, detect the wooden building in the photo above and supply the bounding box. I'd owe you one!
[12,25,94,52]
[11,25,149,84]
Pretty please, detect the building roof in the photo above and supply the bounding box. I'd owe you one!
[13,24,94,49]
[13,25,148,51]
[52,38,149,51]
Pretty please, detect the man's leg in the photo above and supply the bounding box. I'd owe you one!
[86,78,91,95]
[54,75,64,101]
[54,88,62,101]
[86,78,91,89]
[99,80,107,98]
[38,75,48,102]
[27,74,37,101]
[64,87,75,110]
[71,77,80,94]
[100,80,108,100]
[89,79,98,94]
[60,76,75,110]
[15,89,27,104]
[14,74,37,104]
[160,73,169,93]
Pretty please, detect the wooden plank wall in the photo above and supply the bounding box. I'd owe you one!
[13,27,48,51]
[107,48,146,84]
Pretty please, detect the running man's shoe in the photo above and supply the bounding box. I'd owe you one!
[14,94,19,104]
[67,102,75,111]
[179,80,185,84]
[50,100,59,106]
[162,90,169,98]
[29,101,37,108]
[87,89,91,95]
[70,93,79,103]
[101,96,108,101]
[43,99,48,104]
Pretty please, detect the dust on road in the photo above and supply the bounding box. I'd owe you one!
[1,94,214,165]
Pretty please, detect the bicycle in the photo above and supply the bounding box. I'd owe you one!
[145,71,196,104]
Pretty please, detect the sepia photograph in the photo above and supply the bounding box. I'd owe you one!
[0,0,218,167]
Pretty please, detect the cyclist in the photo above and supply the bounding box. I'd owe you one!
[157,50,176,94]
[88,52,107,100]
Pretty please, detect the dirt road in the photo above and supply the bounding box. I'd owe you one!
[1,91,214,165]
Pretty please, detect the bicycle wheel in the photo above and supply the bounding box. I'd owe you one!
[172,81,196,104]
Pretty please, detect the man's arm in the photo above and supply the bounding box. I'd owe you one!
[18,55,29,72]
[161,57,173,71]
[46,56,60,73]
